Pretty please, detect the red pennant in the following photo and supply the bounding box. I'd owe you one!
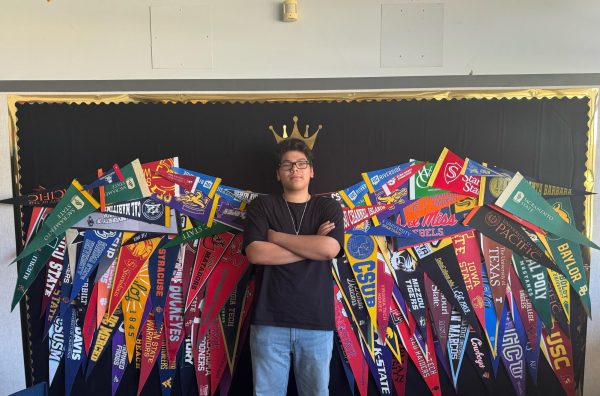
[452,231,485,329]
[343,204,393,231]
[164,254,185,365]
[137,312,163,396]
[82,285,99,355]
[209,322,228,396]
[185,232,236,311]
[376,255,394,342]
[428,148,480,198]
[334,284,369,396]
[197,234,249,341]
[543,322,576,396]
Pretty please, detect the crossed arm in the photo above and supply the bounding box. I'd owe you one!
[245,221,341,265]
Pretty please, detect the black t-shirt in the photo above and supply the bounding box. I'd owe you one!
[243,194,344,330]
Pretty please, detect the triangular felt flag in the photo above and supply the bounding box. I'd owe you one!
[104,159,151,205]
[122,262,151,362]
[110,324,127,396]
[138,312,164,396]
[428,147,480,198]
[495,172,598,249]
[1,186,67,207]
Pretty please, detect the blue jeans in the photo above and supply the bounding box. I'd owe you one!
[250,325,334,396]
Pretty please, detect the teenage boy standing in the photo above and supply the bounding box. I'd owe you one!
[244,138,344,396]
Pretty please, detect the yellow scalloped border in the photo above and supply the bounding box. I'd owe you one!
[7,88,597,384]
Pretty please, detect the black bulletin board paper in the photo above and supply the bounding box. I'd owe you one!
[13,96,591,396]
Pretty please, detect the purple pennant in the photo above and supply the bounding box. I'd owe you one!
[493,303,509,376]
[362,332,394,396]
[111,324,127,396]
[500,310,526,396]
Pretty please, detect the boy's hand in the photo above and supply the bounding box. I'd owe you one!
[317,221,336,236]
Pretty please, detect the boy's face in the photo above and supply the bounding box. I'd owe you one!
[276,150,314,193]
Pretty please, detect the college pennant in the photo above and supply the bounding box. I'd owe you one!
[376,250,395,342]
[218,271,251,373]
[363,329,394,396]
[344,234,379,329]
[461,158,505,177]
[40,237,67,316]
[163,222,230,249]
[12,236,63,311]
[481,263,499,359]
[391,296,442,396]
[197,235,249,341]
[103,159,151,205]
[401,192,466,224]
[209,321,228,396]
[185,232,236,311]
[363,180,411,225]
[332,257,374,354]
[391,348,408,396]
[1,186,68,207]
[155,168,199,194]
[346,216,416,239]
[83,163,123,190]
[337,180,368,208]
[495,172,599,249]
[414,242,481,334]
[107,236,161,317]
[452,231,485,328]
[512,252,553,330]
[333,283,369,396]
[110,323,127,396]
[343,204,393,231]
[102,198,169,226]
[86,306,123,378]
[446,307,470,390]
[548,284,570,335]
[361,161,412,193]
[122,262,151,362]
[171,166,222,199]
[148,240,180,331]
[500,308,526,396]
[43,252,69,337]
[13,179,100,264]
[70,230,119,302]
[424,274,451,359]
[428,148,480,198]
[195,331,211,396]
[72,209,178,234]
[410,162,446,199]
[391,252,429,347]
[547,268,571,324]
[158,342,178,396]
[542,321,576,396]
[164,249,185,365]
[64,305,84,396]
[465,325,494,391]
[463,205,561,273]
[544,197,591,316]
[480,235,511,320]
[48,315,65,386]
[138,312,164,396]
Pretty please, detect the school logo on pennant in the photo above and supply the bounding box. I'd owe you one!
[443,162,462,184]
[126,177,136,189]
[71,195,85,209]
[142,199,163,221]
[513,191,525,204]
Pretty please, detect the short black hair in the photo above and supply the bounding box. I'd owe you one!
[275,138,314,167]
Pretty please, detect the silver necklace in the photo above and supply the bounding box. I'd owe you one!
[284,195,309,235]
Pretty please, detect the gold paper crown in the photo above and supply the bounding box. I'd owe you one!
[269,115,322,150]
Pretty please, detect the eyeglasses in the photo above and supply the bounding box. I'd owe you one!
[279,160,311,171]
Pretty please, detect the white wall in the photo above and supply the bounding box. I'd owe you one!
[1,1,600,395]
[1,0,600,80]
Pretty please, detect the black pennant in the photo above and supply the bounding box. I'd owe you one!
[463,206,561,273]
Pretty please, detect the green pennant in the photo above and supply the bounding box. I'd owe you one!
[103,159,151,205]
[544,197,591,317]
[162,222,230,249]
[513,252,553,330]
[409,162,445,199]
[13,180,99,263]
[496,172,599,249]
[12,237,62,310]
